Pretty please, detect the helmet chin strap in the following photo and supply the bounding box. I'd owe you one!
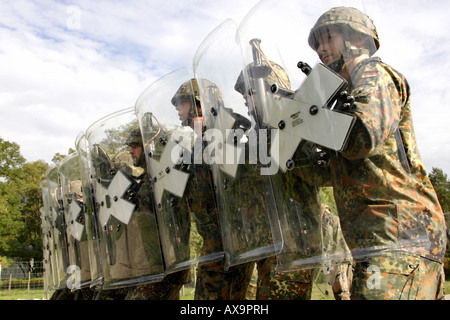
[328,55,346,73]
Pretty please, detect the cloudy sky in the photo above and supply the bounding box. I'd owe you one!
[1,0,449,175]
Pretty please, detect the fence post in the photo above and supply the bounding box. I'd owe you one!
[8,274,12,295]
[27,271,31,294]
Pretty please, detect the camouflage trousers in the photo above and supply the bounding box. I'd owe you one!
[313,263,353,300]
[50,287,96,300]
[127,270,191,300]
[195,262,255,300]
[255,257,313,300]
[94,287,131,300]
[351,254,445,300]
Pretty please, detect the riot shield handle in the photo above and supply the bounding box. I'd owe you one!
[297,61,312,75]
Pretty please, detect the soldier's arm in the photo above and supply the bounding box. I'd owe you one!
[339,62,403,161]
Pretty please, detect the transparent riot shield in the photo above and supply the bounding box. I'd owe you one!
[58,151,92,290]
[40,187,56,294]
[193,19,283,270]
[75,132,103,288]
[40,207,52,295]
[44,166,70,290]
[135,67,223,274]
[236,0,442,277]
[85,107,165,289]
[40,181,56,292]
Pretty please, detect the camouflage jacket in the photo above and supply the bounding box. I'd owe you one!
[294,57,447,263]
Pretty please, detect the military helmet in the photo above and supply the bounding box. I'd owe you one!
[234,60,291,95]
[171,78,201,106]
[69,180,83,199]
[171,78,201,126]
[196,78,224,109]
[172,78,225,125]
[125,128,142,147]
[308,7,380,55]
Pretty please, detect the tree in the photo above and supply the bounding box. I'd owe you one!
[0,137,25,179]
[0,182,24,255]
[0,138,27,260]
[429,167,450,212]
[0,137,49,262]
[8,160,49,260]
[51,148,75,166]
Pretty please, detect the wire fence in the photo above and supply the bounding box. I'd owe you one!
[0,259,197,300]
[0,259,48,300]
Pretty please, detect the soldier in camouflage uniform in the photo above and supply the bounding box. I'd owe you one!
[292,7,447,299]
[234,61,322,300]
[171,79,255,300]
[124,129,191,300]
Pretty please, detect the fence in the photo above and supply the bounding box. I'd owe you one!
[0,259,48,300]
[0,259,197,300]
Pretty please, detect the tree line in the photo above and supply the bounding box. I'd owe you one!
[1,136,449,268]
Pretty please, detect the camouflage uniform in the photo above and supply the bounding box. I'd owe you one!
[125,130,190,300]
[94,287,131,300]
[294,7,447,300]
[235,61,320,300]
[195,261,255,300]
[171,79,255,300]
[187,150,255,301]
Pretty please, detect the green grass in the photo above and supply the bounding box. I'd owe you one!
[0,288,48,300]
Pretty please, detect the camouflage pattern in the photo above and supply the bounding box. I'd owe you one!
[86,109,167,292]
[125,128,143,146]
[171,78,203,127]
[292,8,447,299]
[255,257,313,300]
[93,287,131,300]
[127,270,190,300]
[265,168,320,299]
[445,212,450,247]
[195,262,255,300]
[171,77,202,106]
[234,60,291,95]
[135,70,229,299]
[308,6,380,55]
[351,253,444,300]
[52,287,96,300]
[50,288,75,300]
[58,153,92,289]
[241,61,327,299]
[172,81,247,300]
[327,58,446,263]
[127,141,191,299]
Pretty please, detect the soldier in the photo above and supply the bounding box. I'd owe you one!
[124,129,191,300]
[234,61,321,300]
[86,108,179,300]
[171,78,255,300]
[292,7,447,299]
